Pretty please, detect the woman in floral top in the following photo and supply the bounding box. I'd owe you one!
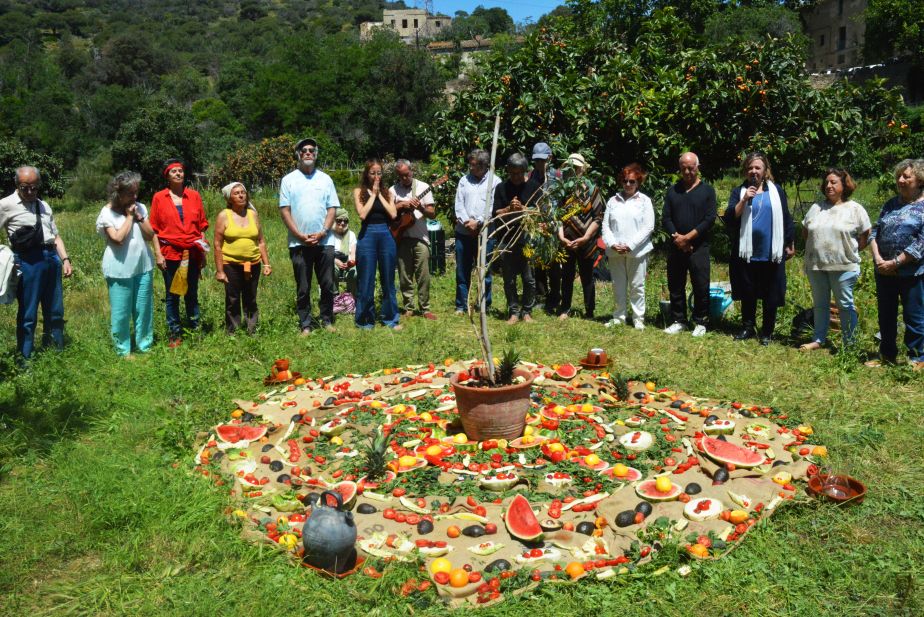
[867,159,924,368]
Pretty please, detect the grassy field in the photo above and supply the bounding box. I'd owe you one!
[0,179,921,616]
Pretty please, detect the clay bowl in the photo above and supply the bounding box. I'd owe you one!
[807,474,867,505]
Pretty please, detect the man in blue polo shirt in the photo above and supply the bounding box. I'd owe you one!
[279,137,340,334]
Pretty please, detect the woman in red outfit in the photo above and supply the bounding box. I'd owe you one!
[149,159,209,347]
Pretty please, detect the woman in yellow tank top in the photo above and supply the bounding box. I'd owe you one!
[214,182,272,333]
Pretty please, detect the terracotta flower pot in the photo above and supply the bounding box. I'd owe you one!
[451,368,535,441]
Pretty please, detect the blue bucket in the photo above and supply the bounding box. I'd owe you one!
[688,286,733,322]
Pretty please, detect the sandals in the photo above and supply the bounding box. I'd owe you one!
[799,341,823,352]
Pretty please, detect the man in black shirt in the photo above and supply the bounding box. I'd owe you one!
[493,153,542,324]
[662,152,717,336]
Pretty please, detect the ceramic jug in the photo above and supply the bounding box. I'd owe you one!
[301,491,357,573]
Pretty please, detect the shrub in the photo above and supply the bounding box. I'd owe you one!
[0,139,65,198]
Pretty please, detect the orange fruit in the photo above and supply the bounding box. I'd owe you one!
[565,561,585,579]
[293,377,306,386]
[729,510,749,524]
[449,568,469,588]
[447,525,461,538]
[688,543,709,558]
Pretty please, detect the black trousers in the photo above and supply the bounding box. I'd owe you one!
[223,263,261,334]
[667,245,711,326]
[560,251,596,318]
[290,244,335,329]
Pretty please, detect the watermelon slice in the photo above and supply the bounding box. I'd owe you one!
[331,480,358,509]
[701,436,764,468]
[635,479,683,502]
[555,363,578,379]
[504,494,543,542]
[216,424,267,445]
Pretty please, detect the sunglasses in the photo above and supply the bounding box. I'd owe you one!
[335,219,349,224]
[18,184,39,192]
[622,179,638,185]
[300,146,316,154]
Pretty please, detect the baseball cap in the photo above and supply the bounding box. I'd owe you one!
[294,138,318,156]
[531,142,552,160]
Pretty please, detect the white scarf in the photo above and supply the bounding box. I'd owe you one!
[738,181,784,263]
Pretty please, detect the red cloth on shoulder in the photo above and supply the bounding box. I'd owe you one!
[149,187,209,262]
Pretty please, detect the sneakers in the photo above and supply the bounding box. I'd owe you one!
[633,320,645,330]
[604,317,625,328]
[691,325,707,338]
[664,322,685,334]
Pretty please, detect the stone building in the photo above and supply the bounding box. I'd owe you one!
[801,0,867,72]
[360,9,451,44]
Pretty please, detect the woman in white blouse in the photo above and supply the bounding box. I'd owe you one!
[800,168,870,350]
[95,171,156,357]
[602,163,654,329]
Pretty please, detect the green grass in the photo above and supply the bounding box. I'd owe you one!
[0,184,921,616]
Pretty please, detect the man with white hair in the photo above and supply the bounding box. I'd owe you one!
[0,166,73,360]
[390,159,437,320]
[454,149,500,314]
[662,152,717,337]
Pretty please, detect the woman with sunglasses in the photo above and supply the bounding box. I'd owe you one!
[329,207,357,295]
[800,169,870,351]
[353,160,401,330]
[602,163,654,329]
[722,152,795,346]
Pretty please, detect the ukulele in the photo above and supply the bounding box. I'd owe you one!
[389,175,449,240]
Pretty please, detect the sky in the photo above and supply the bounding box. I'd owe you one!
[430,1,564,26]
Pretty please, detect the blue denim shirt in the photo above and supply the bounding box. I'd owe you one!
[870,196,924,277]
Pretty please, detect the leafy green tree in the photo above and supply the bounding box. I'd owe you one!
[0,139,65,197]
[704,3,806,47]
[426,6,906,203]
[864,0,924,64]
[111,99,201,196]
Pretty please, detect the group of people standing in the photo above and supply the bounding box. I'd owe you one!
[1,138,922,368]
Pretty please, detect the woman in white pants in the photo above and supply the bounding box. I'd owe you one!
[602,163,654,329]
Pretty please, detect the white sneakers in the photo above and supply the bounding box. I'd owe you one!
[691,324,707,337]
[605,317,625,328]
[633,320,645,330]
[664,322,685,334]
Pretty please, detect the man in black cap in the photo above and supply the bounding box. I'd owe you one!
[278,138,340,334]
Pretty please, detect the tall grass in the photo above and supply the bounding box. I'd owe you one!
[0,181,920,616]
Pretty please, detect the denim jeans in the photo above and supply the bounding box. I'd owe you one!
[15,247,64,359]
[106,270,154,356]
[454,233,493,311]
[875,273,924,362]
[355,223,399,328]
[806,269,859,345]
[161,258,200,338]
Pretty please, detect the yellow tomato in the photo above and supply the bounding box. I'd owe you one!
[655,476,672,493]
[430,557,452,574]
[453,433,469,444]
[547,442,565,453]
[584,453,601,467]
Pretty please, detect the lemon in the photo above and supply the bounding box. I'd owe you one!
[392,404,406,414]
[425,445,443,457]
[655,476,672,493]
[398,455,418,468]
[453,433,469,444]
[522,435,535,444]
[797,425,814,435]
[430,557,453,574]
[553,405,566,415]
[612,463,629,477]
[584,453,600,467]
[524,426,534,436]
[547,442,565,453]
[581,403,593,413]
[330,436,343,446]
[419,412,433,422]
[496,439,508,449]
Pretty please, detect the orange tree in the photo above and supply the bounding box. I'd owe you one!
[426,7,909,198]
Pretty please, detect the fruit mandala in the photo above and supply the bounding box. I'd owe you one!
[193,359,827,607]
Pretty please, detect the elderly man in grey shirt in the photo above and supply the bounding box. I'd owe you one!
[0,166,73,360]
[454,149,501,314]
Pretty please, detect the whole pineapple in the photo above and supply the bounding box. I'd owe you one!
[362,427,389,482]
